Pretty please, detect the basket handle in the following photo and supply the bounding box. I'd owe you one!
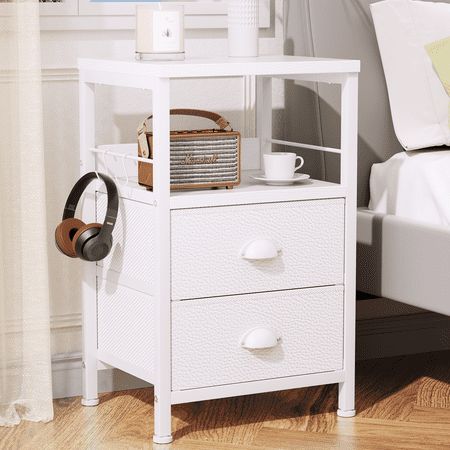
[137,109,233,158]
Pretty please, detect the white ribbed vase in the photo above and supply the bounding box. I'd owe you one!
[228,0,259,57]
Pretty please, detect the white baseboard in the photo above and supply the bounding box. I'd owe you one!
[51,312,450,399]
[52,353,150,400]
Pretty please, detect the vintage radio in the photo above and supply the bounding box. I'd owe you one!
[137,109,241,191]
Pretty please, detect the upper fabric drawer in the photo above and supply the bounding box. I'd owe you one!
[97,194,154,293]
[171,198,345,300]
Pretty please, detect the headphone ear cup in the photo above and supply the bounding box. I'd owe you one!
[72,223,103,260]
[55,218,86,258]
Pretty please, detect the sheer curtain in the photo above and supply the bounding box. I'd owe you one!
[0,0,53,425]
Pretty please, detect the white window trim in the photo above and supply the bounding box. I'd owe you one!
[40,0,78,16]
[0,0,271,31]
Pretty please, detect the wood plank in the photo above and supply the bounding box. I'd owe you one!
[254,426,374,450]
[255,424,450,450]
[1,351,449,449]
[407,406,450,425]
[260,385,339,433]
[335,417,450,448]
[407,351,450,410]
[416,376,450,410]
[171,392,280,444]
[172,440,273,450]
[354,356,422,420]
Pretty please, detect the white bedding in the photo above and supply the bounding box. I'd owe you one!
[370,0,450,151]
[369,150,450,227]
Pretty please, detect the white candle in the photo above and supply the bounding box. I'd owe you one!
[136,4,185,60]
[228,0,259,57]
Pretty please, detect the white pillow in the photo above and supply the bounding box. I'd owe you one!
[371,0,450,150]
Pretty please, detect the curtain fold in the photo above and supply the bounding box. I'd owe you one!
[0,0,53,426]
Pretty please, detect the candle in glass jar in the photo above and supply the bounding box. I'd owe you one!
[136,4,185,60]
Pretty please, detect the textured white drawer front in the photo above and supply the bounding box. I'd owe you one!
[171,199,345,300]
[172,286,344,390]
[98,280,154,375]
[97,194,154,292]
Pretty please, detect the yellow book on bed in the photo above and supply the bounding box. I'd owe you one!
[425,36,450,129]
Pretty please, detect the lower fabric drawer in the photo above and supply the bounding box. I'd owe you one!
[171,286,344,391]
[97,280,155,377]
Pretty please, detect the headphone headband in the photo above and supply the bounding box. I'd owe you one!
[63,172,118,245]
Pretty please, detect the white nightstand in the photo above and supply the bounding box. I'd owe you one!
[78,55,360,444]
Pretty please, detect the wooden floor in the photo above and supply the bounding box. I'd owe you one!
[1,351,450,450]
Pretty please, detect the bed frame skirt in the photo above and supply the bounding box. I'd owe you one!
[357,209,450,316]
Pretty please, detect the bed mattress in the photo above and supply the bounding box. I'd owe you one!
[369,150,450,227]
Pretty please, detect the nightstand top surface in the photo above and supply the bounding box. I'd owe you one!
[78,55,360,79]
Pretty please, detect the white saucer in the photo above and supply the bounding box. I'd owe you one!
[251,173,310,186]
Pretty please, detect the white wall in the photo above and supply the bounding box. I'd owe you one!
[43,3,284,368]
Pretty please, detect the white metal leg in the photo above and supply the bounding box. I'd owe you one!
[79,80,100,407]
[256,76,273,168]
[152,77,173,445]
[338,73,358,418]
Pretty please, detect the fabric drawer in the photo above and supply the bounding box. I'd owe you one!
[97,280,155,376]
[171,286,344,390]
[96,194,154,292]
[171,199,345,300]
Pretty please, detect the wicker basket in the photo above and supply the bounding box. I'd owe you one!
[137,109,241,191]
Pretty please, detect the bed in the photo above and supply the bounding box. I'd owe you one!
[357,151,450,316]
[356,0,450,316]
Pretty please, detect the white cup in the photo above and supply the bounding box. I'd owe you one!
[263,152,305,180]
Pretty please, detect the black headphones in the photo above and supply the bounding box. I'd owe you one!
[55,172,118,262]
